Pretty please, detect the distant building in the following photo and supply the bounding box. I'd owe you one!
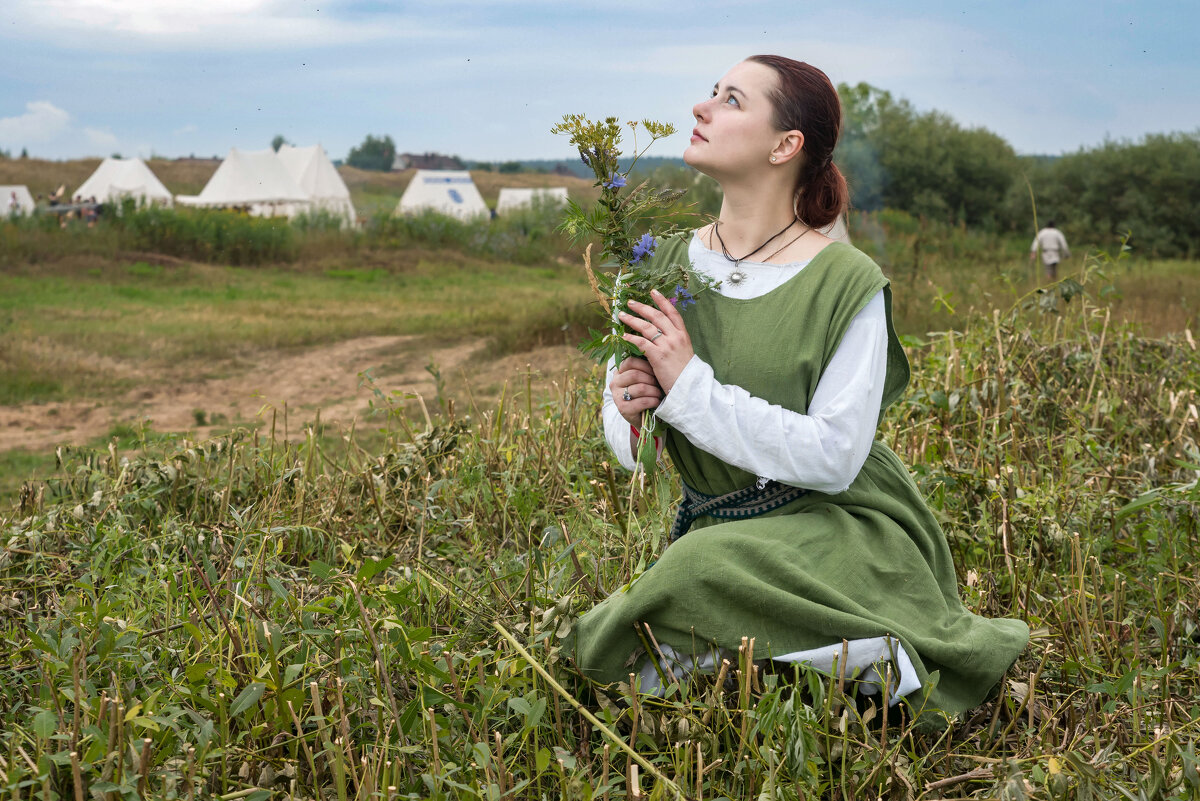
[392,152,465,171]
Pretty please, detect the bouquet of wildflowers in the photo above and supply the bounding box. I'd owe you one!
[551,114,719,470]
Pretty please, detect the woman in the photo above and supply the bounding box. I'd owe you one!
[570,56,1028,718]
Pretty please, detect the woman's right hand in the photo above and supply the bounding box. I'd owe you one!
[611,357,663,426]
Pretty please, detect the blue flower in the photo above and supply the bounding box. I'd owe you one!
[630,233,657,264]
[671,284,695,309]
[603,173,627,190]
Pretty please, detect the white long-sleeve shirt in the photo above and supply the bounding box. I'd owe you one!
[602,234,888,494]
[1030,226,1070,266]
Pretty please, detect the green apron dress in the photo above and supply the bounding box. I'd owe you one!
[571,237,1029,717]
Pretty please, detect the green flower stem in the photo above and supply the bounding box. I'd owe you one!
[636,410,659,473]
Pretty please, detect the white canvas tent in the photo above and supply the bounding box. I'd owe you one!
[495,186,568,214]
[74,158,172,206]
[2,185,35,216]
[396,170,488,219]
[276,144,356,226]
[176,148,311,217]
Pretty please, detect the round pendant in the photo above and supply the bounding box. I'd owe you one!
[728,269,747,286]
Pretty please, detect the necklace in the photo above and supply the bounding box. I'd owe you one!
[712,218,798,285]
[758,225,812,263]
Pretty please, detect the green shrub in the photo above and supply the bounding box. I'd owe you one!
[108,205,298,265]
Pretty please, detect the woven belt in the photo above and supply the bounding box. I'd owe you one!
[669,479,809,542]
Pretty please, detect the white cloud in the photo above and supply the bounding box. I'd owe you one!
[173,123,199,135]
[0,101,72,146]
[84,127,120,150]
[9,0,442,50]
[0,100,127,157]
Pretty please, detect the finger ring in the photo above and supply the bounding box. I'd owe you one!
[622,389,632,402]
[649,329,665,343]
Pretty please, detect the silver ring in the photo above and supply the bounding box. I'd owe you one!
[649,329,665,343]
[622,389,632,402]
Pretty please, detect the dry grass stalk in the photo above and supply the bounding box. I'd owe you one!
[582,243,611,315]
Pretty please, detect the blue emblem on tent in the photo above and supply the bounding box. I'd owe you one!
[448,189,463,204]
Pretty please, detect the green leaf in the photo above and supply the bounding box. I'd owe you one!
[420,685,456,708]
[83,738,106,762]
[356,555,394,582]
[32,709,58,739]
[1116,491,1161,520]
[265,576,291,602]
[182,622,205,645]
[229,682,266,717]
[185,662,215,683]
[399,698,422,737]
[308,560,335,580]
[283,663,305,686]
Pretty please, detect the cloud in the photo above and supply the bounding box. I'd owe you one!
[8,0,441,50]
[0,100,126,157]
[0,101,72,146]
[84,127,120,150]
[173,123,199,136]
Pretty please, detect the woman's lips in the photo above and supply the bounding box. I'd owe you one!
[691,128,707,143]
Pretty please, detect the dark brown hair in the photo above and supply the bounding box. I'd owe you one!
[746,55,848,229]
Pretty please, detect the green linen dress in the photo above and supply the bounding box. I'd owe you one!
[571,237,1029,717]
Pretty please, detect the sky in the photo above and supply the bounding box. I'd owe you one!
[1,0,1197,164]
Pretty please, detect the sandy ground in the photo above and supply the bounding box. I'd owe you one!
[0,336,590,453]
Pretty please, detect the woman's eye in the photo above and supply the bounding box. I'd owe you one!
[725,95,739,107]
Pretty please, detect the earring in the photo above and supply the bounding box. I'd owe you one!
[770,155,777,163]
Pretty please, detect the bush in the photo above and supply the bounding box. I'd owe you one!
[364,201,571,264]
[107,205,298,265]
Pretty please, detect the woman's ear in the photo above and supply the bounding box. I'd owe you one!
[770,131,805,165]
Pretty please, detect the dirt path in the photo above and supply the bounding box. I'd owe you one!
[0,336,589,453]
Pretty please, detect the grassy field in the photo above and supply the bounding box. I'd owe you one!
[0,253,593,405]
[3,193,1200,797]
[2,255,1200,798]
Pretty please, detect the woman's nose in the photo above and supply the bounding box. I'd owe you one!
[692,98,711,122]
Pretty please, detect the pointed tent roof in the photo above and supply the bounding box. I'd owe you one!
[495,187,568,214]
[2,185,35,216]
[396,170,488,220]
[176,147,310,208]
[275,144,356,225]
[74,158,172,205]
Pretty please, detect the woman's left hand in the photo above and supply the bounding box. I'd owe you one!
[618,289,694,393]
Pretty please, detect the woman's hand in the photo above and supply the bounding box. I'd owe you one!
[610,357,662,426]
[618,289,694,393]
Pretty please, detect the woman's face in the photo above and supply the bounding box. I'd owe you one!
[684,60,787,181]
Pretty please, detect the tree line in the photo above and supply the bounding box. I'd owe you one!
[836,82,1200,258]
[331,87,1198,258]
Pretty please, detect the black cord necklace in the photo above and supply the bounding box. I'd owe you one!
[712,218,799,285]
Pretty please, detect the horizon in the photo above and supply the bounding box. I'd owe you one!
[2,1,1198,164]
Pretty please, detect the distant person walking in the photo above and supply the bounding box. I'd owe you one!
[1030,220,1070,281]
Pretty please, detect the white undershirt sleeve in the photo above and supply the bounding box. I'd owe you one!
[602,357,639,471]
[652,290,889,493]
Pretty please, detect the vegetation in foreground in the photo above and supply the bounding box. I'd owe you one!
[2,248,1200,799]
